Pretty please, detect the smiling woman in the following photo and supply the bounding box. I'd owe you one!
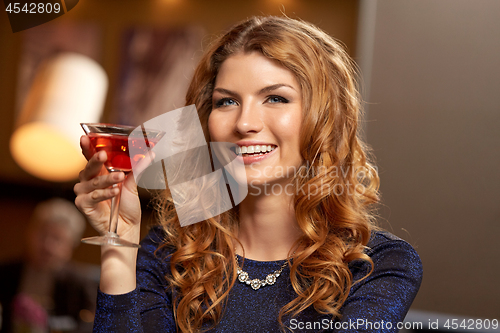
[74,16,423,333]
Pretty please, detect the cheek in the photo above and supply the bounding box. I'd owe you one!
[273,111,302,146]
[281,114,301,131]
[207,113,217,140]
[208,112,228,141]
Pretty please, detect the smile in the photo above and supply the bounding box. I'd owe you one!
[236,144,276,156]
[230,144,278,165]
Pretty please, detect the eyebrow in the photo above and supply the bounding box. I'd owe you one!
[213,83,297,98]
[213,88,240,98]
[258,83,296,94]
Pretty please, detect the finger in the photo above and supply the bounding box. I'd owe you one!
[125,151,157,194]
[133,151,156,176]
[74,172,125,195]
[78,151,106,182]
[80,135,94,161]
[75,187,120,211]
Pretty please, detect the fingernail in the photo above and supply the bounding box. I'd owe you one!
[98,151,106,161]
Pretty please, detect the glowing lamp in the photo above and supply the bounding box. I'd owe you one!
[10,53,107,182]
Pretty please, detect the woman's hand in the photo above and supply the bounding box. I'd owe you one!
[74,135,142,294]
[74,135,142,243]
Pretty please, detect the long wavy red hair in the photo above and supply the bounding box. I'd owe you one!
[156,16,380,333]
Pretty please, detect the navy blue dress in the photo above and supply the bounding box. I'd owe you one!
[93,227,422,332]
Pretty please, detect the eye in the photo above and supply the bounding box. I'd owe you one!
[266,95,289,104]
[214,98,238,108]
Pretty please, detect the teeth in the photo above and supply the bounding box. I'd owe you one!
[236,144,276,155]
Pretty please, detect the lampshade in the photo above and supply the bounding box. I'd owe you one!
[10,53,108,182]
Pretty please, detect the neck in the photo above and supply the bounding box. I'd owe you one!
[236,186,301,261]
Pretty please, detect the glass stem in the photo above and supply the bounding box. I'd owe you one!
[108,180,122,236]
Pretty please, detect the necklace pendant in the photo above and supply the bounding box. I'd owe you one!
[266,273,277,285]
[250,279,262,290]
[238,271,249,283]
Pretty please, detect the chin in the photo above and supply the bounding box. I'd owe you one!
[246,177,296,197]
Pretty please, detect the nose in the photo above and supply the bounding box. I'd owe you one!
[234,102,263,135]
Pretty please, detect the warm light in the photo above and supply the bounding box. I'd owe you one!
[10,53,107,182]
[10,122,86,182]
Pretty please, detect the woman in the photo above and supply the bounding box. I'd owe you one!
[74,16,422,332]
[0,198,95,333]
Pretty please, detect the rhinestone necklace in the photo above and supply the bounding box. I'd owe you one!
[235,254,289,290]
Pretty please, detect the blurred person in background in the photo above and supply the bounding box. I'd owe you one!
[0,198,96,333]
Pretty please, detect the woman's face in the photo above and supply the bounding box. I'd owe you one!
[26,221,74,271]
[208,52,303,188]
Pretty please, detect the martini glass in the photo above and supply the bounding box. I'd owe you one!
[80,123,164,247]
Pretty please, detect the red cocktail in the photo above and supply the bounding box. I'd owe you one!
[88,133,161,173]
[80,123,164,247]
